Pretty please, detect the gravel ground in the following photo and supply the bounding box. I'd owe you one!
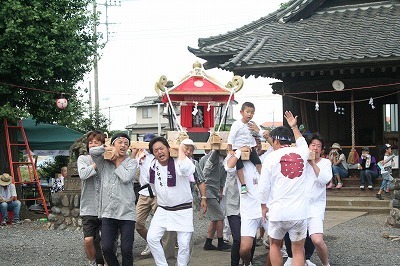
[1,213,399,266]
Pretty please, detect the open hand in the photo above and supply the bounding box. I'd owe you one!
[284,111,298,128]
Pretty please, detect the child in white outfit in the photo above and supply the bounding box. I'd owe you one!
[227,102,262,194]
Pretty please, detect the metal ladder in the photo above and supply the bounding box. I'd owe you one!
[3,118,49,217]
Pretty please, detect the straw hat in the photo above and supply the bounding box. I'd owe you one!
[0,173,12,186]
[331,143,341,150]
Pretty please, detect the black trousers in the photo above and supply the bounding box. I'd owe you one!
[284,231,315,259]
[227,215,256,266]
[102,218,135,266]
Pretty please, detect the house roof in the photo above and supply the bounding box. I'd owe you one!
[130,96,162,108]
[125,123,168,130]
[188,0,400,77]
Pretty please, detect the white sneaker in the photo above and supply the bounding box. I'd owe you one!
[305,259,317,266]
[140,245,151,256]
[284,257,292,266]
[367,185,373,189]
[281,247,288,258]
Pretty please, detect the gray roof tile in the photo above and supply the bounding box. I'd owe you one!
[189,1,400,70]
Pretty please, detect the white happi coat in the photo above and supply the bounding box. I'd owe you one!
[149,156,195,232]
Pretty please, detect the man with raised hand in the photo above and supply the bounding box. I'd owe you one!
[258,111,309,266]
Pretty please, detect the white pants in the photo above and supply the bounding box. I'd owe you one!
[147,224,192,266]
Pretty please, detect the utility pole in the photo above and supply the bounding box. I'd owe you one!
[89,81,92,116]
[92,0,121,128]
[93,1,100,128]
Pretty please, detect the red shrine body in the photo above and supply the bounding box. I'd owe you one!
[161,63,234,133]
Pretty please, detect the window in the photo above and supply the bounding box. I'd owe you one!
[383,104,398,132]
[142,107,152,119]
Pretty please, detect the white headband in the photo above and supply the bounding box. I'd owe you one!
[111,137,130,145]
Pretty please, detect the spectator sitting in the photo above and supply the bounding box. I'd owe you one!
[327,143,348,189]
[376,144,396,200]
[358,147,378,190]
[0,173,22,225]
[51,166,67,193]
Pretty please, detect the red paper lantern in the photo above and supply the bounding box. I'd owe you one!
[56,97,68,109]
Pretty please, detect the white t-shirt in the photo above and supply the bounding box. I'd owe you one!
[224,154,262,220]
[137,150,155,197]
[258,137,309,221]
[0,184,17,200]
[228,120,257,149]
[305,158,332,219]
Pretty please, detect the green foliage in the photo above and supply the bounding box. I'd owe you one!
[0,0,100,123]
[71,112,109,134]
[214,124,231,131]
[280,2,290,9]
[37,155,69,180]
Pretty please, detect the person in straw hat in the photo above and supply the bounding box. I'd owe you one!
[327,143,348,189]
[0,173,22,225]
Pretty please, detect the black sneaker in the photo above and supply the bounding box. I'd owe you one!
[376,194,384,200]
[384,192,392,198]
[203,243,218,250]
[218,242,232,251]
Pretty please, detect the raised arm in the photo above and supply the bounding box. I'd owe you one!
[284,111,302,140]
[114,158,137,184]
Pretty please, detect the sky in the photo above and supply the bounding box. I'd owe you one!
[83,0,284,130]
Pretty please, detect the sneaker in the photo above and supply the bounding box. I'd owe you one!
[326,183,333,189]
[367,185,373,189]
[140,245,151,256]
[203,243,218,250]
[376,194,384,200]
[12,219,22,225]
[305,259,317,266]
[1,220,6,226]
[218,242,232,250]
[360,185,365,190]
[241,185,248,194]
[384,192,391,198]
[284,257,292,266]
[281,247,288,258]
[336,182,343,189]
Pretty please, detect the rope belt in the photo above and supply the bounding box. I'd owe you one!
[159,202,192,211]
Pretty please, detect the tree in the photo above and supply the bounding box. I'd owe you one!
[0,0,101,173]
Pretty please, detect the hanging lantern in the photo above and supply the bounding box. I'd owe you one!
[56,94,68,109]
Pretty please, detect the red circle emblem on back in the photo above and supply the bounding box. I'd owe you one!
[280,153,304,179]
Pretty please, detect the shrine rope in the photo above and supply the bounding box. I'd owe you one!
[216,87,236,133]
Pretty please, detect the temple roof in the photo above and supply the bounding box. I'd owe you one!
[188,0,400,78]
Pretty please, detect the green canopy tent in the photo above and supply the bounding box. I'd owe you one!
[18,118,83,156]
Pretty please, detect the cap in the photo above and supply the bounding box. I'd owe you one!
[385,144,392,149]
[181,138,197,149]
[331,143,341,150]
[361,146,369,152]
[143,133,156,142]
